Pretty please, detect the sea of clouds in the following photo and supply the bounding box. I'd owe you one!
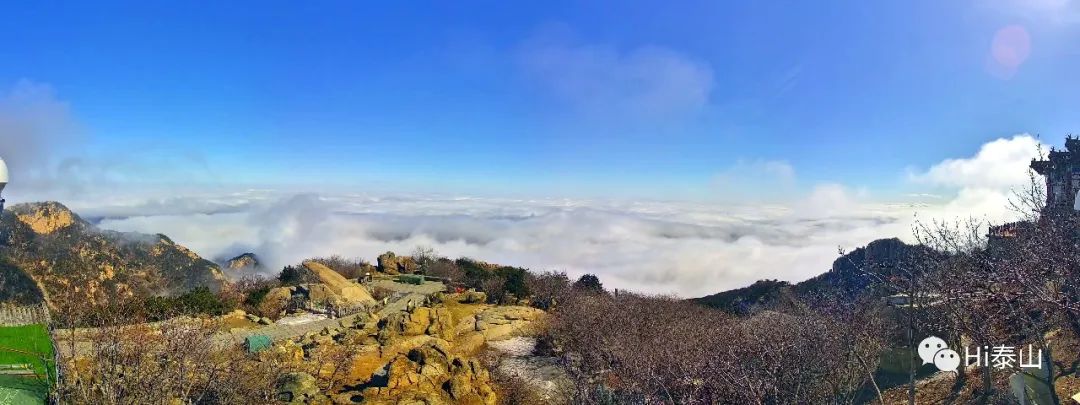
[1,80,1049,297]
[68,134,1041,297]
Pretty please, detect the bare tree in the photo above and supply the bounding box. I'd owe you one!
[527,271,571,310]
[411,245,438,274]
[52,294,290,404]
[426,259,465,283]
[547,286,885,404]
[835,237,937,405]
[305,336,359,393]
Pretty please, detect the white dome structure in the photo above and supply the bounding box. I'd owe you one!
[0,157,7,195]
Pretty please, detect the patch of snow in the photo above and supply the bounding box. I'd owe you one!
[276,313,328,326]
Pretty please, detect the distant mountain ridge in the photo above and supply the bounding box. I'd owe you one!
[0,202,228,309]
[694,238,934,313]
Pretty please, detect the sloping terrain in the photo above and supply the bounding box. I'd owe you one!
[695,238,936,313]
[0,202,227,309]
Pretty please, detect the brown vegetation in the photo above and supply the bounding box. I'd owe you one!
[547,288,885,404]
[52,298,291,404]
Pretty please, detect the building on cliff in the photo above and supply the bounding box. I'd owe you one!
[989,136,1080,245]
[1030,136,1080,212]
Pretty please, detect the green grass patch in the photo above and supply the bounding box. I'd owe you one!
[0,324,55,383]
[0,374,47,404]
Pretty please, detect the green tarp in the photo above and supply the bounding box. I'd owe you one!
[245,334,272,353]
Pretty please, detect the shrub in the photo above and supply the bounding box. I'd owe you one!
[548,290,885,404]
[371,287,395,301]
[244,285,272,307]
[501,268,530,299]
[572,274,604,293]
[455,258,493,287]
[278,265,304,286]
[481,276,506,304]
[528,271,571,310]
[143,287,233,321]
[395,275,423,285]
[425,259,465,282]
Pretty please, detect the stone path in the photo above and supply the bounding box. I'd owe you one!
[219,312,364,346]
[225,279,446,346]
[487,337,572,403]
[368,279,447,317]
[57,279,448,356]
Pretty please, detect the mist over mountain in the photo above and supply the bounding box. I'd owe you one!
[0,201,227,308]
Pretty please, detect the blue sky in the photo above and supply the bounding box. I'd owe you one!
[4,1,1080,201]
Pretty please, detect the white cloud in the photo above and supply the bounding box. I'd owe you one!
[910,135,1042,190]
[0,80,78,184]
[0,81,228,207]
[908,134,1045,222]
[90,191,916,298]
[519,30,714,120]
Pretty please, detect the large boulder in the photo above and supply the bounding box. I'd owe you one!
[377,252,419,274]
[474,306,545,341]
[302,261,376,306]
[359,342,496,405]
[461,291,487,304]
[274,340,305,363]
[377,252,400,275]
[259,286,294,318]
[277,372,328,404]
[398,256,418,274]
[304,283,343,307]
[379,306,455,342]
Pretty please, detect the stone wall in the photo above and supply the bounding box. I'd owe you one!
[0,302,50,326]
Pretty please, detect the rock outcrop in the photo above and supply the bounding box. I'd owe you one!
[13,201,80,235]
[376,252,418,275]
[359,342,497,405]
[277,372,328,404]
[696,237,940,313]
[302,261,375,306]
[224,252,260,272]
[259,286,294,318]
[473,306,544,341]
[376,252,399,275]
[378,306,455,343]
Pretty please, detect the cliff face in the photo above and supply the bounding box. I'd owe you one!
[0,202,228,309]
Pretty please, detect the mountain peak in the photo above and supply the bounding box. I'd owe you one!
[225,252,260,271]
[9,201,85,235]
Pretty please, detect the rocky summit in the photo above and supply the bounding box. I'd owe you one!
[224,252,261,272]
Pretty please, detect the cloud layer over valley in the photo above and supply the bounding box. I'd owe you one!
[0,79,1050,296]
[74,134,1043,297]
